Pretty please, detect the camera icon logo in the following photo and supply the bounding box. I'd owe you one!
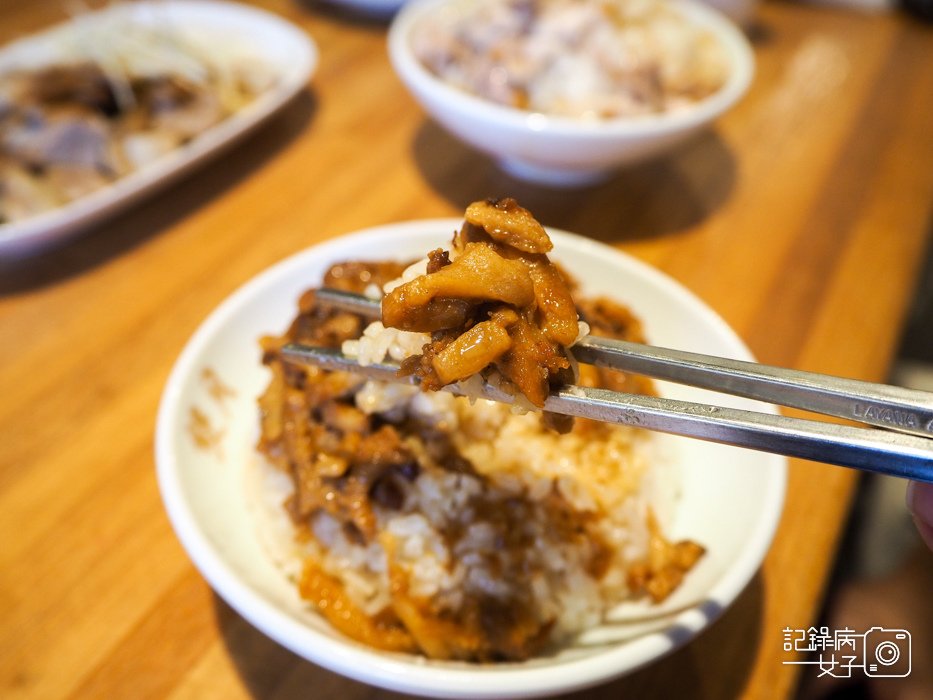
[863,627,911,677]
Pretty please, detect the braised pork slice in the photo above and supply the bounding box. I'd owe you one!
[382,198,579,428]
[626,511,706,603]
[464,198,553,254]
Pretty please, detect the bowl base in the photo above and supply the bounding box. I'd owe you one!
[498,157,613,188]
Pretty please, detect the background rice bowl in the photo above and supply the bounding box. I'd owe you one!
[388,0,755,186]
[156,220,786,698]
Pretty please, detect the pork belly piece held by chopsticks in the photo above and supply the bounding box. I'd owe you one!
[382,198,583,432]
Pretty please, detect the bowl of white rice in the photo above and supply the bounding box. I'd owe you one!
[156,220,786,698]
[389,0,754,187]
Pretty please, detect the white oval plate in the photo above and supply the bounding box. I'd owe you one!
[0,0,317,257]
[156,221,786,698]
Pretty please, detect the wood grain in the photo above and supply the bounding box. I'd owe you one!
[1,2,932,699]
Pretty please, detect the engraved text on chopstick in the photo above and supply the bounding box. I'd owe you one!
[852,403,929,433]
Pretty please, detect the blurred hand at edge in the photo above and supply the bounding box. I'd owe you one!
[907,480,933,551]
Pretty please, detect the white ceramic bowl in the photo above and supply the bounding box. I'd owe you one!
[156,221,785,698]
[388,0,754,187]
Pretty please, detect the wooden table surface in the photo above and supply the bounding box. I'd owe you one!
[1,1,931,698]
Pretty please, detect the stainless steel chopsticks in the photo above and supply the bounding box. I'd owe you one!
[280,288,933,482]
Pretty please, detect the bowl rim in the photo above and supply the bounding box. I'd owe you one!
[388,0,755,138]
[156,220,786,699]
